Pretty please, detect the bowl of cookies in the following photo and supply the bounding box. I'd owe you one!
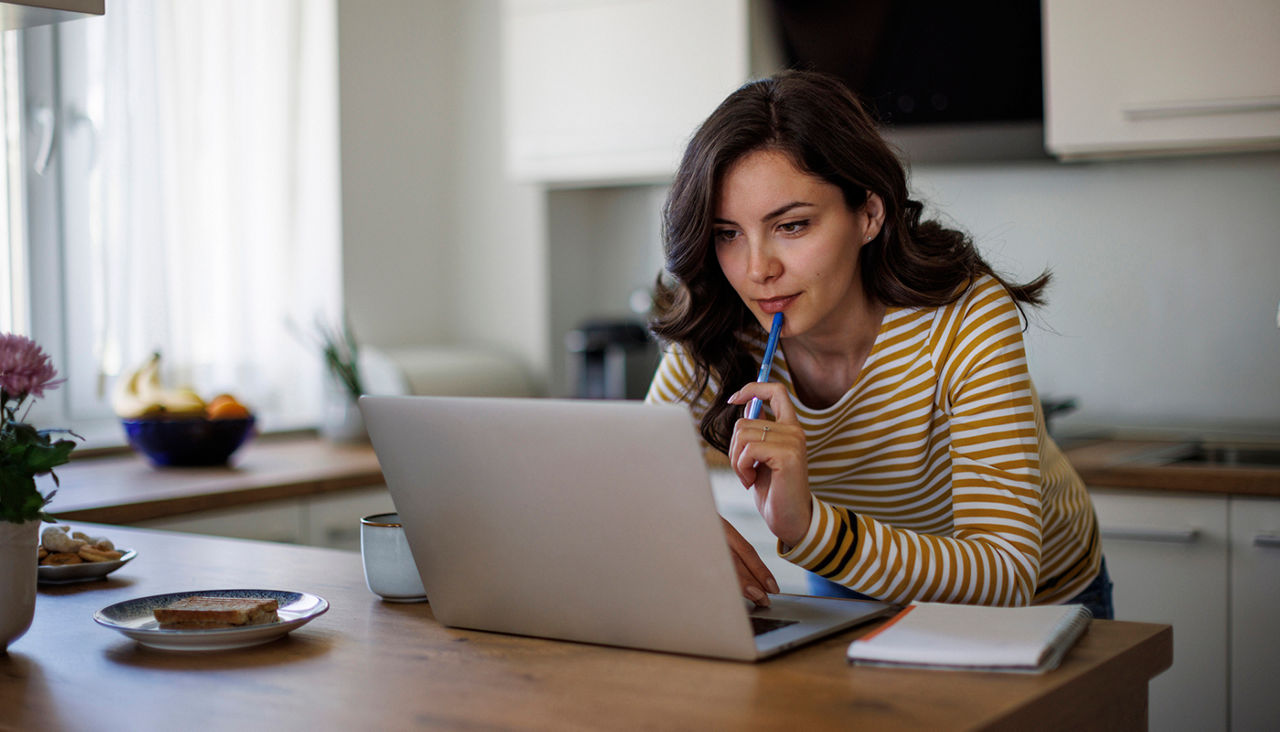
[37,525,135,584]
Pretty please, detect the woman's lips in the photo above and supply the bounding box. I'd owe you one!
[756,294,798,314]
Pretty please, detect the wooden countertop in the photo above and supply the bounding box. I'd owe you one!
[1064,439,1280,498]
[6,524,1172,731]
[40,434,1280,530]
[46,437,385,524]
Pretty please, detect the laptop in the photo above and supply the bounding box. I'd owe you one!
[359,394,895,661]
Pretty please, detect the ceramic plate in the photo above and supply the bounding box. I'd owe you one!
[38,548,137,584]
[93,589,329,651]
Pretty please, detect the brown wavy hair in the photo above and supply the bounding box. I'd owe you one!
[650,70,1049,454]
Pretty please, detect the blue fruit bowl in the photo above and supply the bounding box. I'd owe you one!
[121,416,256,467]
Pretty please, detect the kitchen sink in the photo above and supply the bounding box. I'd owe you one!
[1116,440,1280,469]
[1169,444,1280,468]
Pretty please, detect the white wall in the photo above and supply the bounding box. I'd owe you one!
[453,0,548,388]
[337,0,547,388]
[907,153,1280,431]
[546,185,665,396]
[336,3,1280,430]
[337,0,460,347]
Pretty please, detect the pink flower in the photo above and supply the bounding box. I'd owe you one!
[0,333,63,400]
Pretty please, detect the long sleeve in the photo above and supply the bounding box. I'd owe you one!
[780,280,1044,606]
[646,275,1098,606]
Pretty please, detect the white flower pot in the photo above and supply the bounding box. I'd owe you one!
[321,392,367,443]
[0,519,39,651]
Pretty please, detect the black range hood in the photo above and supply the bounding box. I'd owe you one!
[769,1,1043,128]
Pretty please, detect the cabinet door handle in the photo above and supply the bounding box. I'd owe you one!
[1254,533,1280,548]
[1101,527,1200,544]
[1123,96,1280,121]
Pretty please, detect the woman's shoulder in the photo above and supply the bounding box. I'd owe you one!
[924,274,1025,346]
[944,273,1021,318]
[647,341,719,409]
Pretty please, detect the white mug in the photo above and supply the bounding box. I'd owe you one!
[360,512,428,602]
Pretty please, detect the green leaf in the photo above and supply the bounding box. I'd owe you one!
[10,422,40,444]
[20,439,75,474]
[0,465,43,523]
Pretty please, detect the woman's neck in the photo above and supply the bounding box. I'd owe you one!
[782,295,887,410]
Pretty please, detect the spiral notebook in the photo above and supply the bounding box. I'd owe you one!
[846,601,1093,673]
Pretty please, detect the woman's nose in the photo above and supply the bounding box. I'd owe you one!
[746,242,781,283]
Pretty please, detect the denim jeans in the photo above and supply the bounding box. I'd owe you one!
[807,556,1115,620]
[1065,557,1115,620]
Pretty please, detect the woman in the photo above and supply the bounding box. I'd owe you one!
[645,71,1112,618]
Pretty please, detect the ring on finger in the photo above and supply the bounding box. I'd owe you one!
[761,425,771,442]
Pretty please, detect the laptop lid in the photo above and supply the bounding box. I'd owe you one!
[360,395,892,661]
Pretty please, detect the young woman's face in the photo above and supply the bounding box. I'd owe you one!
[712,148,881,340]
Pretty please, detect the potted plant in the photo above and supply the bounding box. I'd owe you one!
[0,333,76,651]
[312,316,366,443]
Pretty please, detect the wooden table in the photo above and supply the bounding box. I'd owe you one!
[5,526,1170,731]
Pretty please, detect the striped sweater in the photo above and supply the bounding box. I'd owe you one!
[646,275,1100,606]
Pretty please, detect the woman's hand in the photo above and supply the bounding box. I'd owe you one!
[721,516,778,607]
[728,382,813,549]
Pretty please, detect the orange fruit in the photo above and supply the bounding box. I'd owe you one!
[207,394,251,419]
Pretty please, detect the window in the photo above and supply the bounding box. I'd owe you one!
[0,30,24,335]
[5,0,341,443]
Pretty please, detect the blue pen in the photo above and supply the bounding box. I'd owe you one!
[745,312,784,420]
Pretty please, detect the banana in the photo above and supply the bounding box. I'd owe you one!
[111,353,164,418]
[155,386,206,416]
[111,352,208,418]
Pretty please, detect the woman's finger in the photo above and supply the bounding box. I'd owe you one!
[729,381,798,425]
[727,417,757,487]
[722,517,779,603]
[733,539,780,597]
[731,553,771,607]
[732,421,803,485]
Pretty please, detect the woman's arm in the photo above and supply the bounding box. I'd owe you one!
[777,284,1046,606]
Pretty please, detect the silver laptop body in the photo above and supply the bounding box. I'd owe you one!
[360,395,894,662]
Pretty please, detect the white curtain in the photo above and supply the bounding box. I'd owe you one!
[83,0,340,423]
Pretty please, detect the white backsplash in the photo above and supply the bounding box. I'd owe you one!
[907,152,1280,431]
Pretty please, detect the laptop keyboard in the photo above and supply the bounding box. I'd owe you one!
[750,616,799,636]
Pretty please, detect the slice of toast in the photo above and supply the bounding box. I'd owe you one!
[153,596,279,629]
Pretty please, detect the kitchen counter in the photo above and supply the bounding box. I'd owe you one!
[5,524,1172,730]
[45,436,384,524]
[1063,438,1280,498]
[41,433,1280,531]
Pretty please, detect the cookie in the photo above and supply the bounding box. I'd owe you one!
[74,531,115,551]
[78,545,123,562]
[41,526,85,553]
[41,552,83,566]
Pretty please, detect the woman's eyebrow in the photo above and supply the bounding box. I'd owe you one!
[713,201,816,228]
[762,201,814,221]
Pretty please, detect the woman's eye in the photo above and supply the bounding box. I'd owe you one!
[778,220,809,235]
[714,229,739,243]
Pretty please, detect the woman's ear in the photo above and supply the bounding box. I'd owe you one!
[863,191,886,241]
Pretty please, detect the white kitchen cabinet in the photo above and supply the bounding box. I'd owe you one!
[133,487,397,551]
[1090,488,1229,732]
[135,499,307,545]
[1043,0,1280,160]
[304,486,396,552]
[0,0,102,31]
[502,0,763,185]
[1229,496,1280,732]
